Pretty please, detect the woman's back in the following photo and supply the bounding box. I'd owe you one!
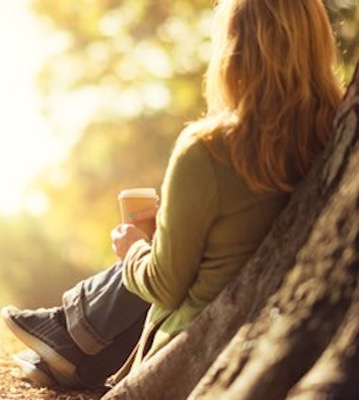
[123,131,290,363]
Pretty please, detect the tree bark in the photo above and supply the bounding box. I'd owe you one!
[102,63,359,400]
[287,288,359,400]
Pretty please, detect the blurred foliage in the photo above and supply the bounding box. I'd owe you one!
[0,0,358,307]
[326,0,359,81]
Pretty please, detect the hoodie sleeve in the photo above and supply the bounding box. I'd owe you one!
[122,135,218,310]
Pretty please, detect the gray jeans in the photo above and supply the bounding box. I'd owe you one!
[62,262,150,355]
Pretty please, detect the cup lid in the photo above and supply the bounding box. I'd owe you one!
[118,188,158,199]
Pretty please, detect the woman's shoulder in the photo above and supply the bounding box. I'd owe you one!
[169,128,212,171]
[163,120,222,196]
[174,115,236,164]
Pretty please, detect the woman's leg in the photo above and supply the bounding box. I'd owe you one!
[12,308,146,389]
[1,262,149,388]
[76,311,146,387]
[62,261,149,355]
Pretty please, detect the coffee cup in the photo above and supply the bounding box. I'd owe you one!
[118,188,159,239]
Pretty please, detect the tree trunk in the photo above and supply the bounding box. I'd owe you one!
[102,63,359,400]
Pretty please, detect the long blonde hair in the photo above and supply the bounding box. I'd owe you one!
[200,0,343,192]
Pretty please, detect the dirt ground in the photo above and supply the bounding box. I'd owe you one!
[0,356,106,400]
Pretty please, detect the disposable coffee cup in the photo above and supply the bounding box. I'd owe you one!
[118,188,159,238]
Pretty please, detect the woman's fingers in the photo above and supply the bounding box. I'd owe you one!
[111,224,149,259]
[131,206,159,222]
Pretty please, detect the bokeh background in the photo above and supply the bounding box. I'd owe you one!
[0,0,358,308]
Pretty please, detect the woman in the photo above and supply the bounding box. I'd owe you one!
[2,0,342,390]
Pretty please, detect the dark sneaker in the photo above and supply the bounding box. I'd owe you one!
[1,305,84,386]
[13,349,102,389]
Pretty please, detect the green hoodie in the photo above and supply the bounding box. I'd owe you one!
[120,128,289,373]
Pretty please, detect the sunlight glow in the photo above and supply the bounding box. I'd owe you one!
[0,1,66,215]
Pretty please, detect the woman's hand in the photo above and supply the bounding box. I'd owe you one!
[131,206,159,222]
[111,224,149,260]
[129,206,159,239]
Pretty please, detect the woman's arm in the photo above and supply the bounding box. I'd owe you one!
[122,137,218,310]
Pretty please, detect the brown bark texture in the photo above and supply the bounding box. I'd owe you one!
[102,62,359,400]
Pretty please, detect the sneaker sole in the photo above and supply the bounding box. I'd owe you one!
[12,352,57,387]
[1,306,76,380]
